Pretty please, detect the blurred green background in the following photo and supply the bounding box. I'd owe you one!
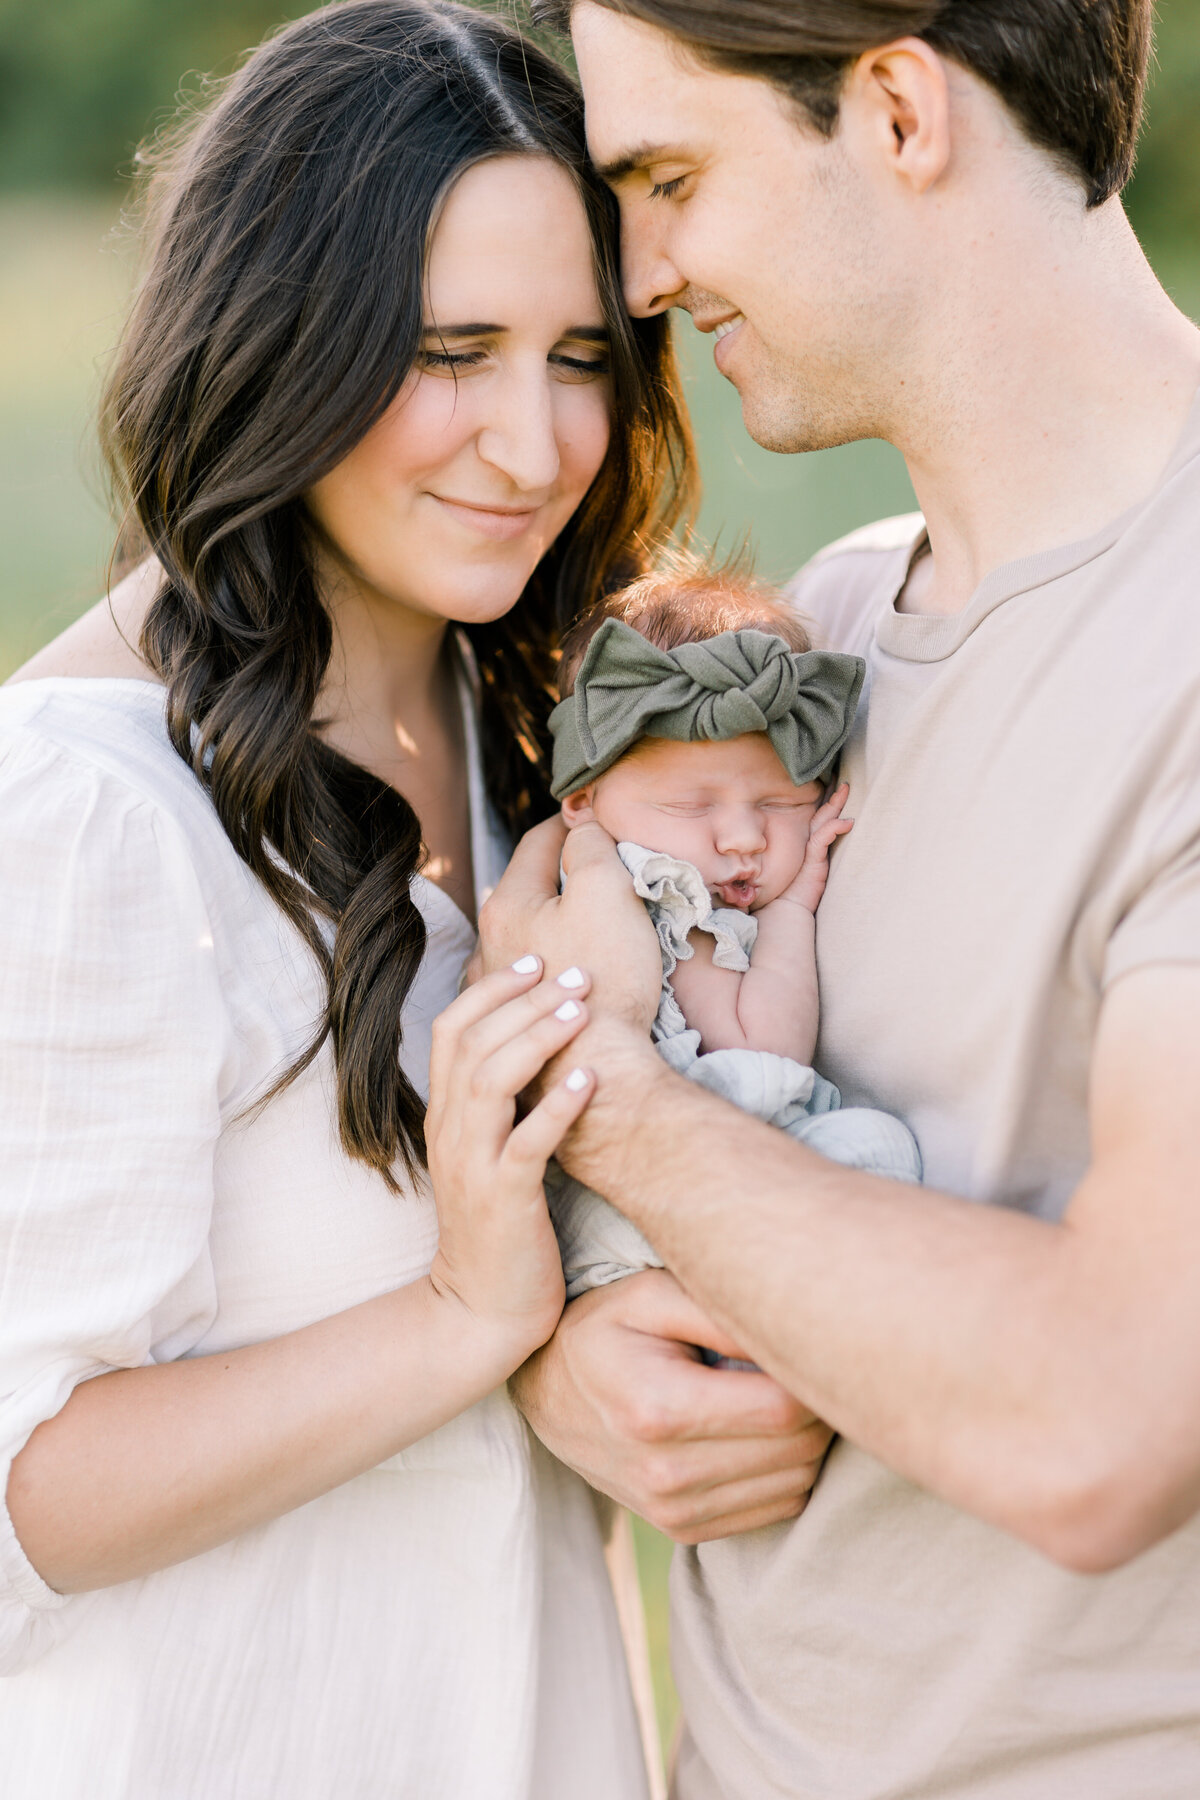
[1,0,1197,1765]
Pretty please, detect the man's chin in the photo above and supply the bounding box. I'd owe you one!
[735,378,874,457]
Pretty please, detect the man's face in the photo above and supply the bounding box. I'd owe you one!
[571,2,912,454]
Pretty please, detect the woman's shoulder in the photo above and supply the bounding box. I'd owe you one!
[1,676,195,821]
[6,560,161,687]
[0,676,263,938]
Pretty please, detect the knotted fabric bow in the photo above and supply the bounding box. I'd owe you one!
[549,618,865,799]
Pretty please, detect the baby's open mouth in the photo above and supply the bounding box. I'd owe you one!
[714,876,759,910]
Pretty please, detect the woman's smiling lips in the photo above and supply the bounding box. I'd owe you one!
[430,494,542,540]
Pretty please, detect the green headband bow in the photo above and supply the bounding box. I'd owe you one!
[549,617,865,800]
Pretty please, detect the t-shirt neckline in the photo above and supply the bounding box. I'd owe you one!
[876,381,1200,665]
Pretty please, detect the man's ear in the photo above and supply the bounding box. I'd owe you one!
[845,37,951,196]
[561,787,596,828]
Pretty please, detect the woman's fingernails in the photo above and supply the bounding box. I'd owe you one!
[564,1067,589,1092]
[557,966,585,989]
[511,955,540,974]
[555,1000,582,1022]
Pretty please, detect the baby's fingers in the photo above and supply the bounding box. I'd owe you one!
[812,814,854,846]
[504,1066,596,1175]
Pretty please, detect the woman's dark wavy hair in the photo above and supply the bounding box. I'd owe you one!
[102,0,693,1188]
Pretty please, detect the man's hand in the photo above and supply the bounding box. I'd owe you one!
[478,817,661,1035]
[510,1271,834,1543]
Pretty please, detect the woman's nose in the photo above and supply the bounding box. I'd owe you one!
[714,808,767,857]
[476,372,561,493]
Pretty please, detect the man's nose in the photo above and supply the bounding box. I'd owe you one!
[620,206,686,319]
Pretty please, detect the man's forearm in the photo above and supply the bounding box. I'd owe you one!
[561,1023,1189,1569]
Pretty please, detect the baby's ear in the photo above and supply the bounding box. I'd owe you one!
[560,788,596,828]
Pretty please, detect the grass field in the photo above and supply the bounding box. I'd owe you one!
[3,191,1196,1775]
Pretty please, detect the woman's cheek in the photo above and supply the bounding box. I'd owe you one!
[559,383,612,495]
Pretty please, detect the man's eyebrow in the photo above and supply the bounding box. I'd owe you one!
[593,141,685,184]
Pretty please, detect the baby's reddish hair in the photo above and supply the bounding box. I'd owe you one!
[558,558,812,699]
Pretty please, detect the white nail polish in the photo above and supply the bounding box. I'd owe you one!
[511,955,539,974]
[556,966,585,989]
[564,1068,589,1092]
[555,1000,581,1022]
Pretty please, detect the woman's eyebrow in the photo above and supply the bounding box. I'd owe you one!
[421,324,610,340]
[422,322,504,338]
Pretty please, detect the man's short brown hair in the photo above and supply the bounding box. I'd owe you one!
[532,0,1152,207]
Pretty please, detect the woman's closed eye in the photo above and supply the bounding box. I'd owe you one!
[420,347,487,372]
[550,349,610,380]
[418,344,608,381]
[648,176,686,202]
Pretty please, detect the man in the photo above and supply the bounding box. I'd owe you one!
[479,2,1200,1793]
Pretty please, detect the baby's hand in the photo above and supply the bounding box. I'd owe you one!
[780,784,854,914]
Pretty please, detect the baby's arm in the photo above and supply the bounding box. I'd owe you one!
[670,786,852,1063]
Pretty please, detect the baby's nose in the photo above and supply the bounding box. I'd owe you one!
[714,807,767,855]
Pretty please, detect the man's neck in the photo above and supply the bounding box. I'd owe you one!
[891,198,1200,617]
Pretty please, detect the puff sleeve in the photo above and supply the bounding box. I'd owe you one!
[0,733,231,1672]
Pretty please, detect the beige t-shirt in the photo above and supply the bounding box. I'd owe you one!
[670,392,1200,1800]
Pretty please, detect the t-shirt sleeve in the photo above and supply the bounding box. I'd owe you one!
[1103,842,1200,987]
[0,733,230,1671]
[786,514,925,654]
[1103,738,1200,988]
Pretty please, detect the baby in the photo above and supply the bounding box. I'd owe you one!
[545,564,922,1327]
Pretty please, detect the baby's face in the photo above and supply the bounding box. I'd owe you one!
[565,734,823,911]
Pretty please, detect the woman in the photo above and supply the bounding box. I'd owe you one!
[0,3,691,1793]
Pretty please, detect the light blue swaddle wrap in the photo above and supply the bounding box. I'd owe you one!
[547,842,923,1302]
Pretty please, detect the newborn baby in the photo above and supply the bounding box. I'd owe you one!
[545,565,922,1335]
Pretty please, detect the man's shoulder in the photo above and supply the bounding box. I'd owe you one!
[786,513,925,655]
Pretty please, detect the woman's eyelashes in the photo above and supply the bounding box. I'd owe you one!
[420,348,486,371]
[418,339,609,379]
[549,350,610,379]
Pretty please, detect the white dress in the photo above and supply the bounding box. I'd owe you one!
[0,675,650,1800]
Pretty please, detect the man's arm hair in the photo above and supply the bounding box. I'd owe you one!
[561,964,1200,1572]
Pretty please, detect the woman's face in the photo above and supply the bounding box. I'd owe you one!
[307,155,613,627]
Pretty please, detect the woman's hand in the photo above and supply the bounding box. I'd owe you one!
[477,817,661,1036]
[425,957,598,1371]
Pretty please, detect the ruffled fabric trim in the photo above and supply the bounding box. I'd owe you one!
[616,842,758,1043]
